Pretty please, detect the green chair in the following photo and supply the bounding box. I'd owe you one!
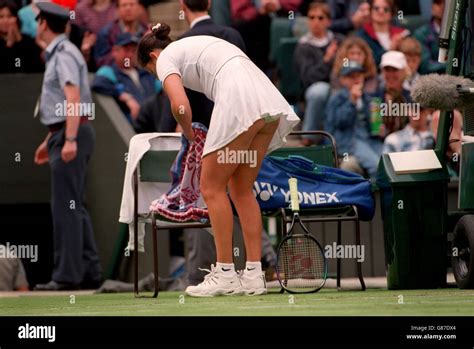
[133,146,211,298]
[398,15,431,33]
[210,0,232,26]
[275,37,303,101]
[270,131,366,291]
[269,17,293,63]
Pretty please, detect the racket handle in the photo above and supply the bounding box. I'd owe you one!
[288,178,299,212]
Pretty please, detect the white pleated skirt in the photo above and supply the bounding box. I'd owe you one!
[202,56,300,157]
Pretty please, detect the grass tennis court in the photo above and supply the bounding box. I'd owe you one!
[1,288,474,316]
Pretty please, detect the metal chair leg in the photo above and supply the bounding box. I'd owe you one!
[152,214,159,298]
[133,171,139,297]
[337,221,342,290]
[355,219,366,291]
[279,209,288,294]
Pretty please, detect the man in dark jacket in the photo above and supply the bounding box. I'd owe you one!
[175,0,246,130]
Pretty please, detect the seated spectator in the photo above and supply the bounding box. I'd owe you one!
[397,36,421,92]
[332,35,378,93]
[0,0,43,73]
[73,0,118,68]
[92,32,161,125]
[0,244,29,291]
[372,50,411,135]
[53,0,77,10]
[414,0,446,75]
[383,106,435,153]
[327,0,370,35]
[356,0,409,66]
[75,0,117,34]
[294,1,344,145]
[94,0,147,67]
[17,0,39,39]
[325,61,383,178]
[231,0,302,72]
[20,0,84,51]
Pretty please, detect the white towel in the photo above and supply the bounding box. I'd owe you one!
[118,133,182,252]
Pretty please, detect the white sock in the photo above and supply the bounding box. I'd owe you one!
[216,262,235,276]
[245,261,262,276]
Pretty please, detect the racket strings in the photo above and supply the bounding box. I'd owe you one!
[278,235,326,291]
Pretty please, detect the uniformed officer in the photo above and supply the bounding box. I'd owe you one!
[33,2,102,290]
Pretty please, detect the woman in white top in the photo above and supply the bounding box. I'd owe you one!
[138,23,300,297]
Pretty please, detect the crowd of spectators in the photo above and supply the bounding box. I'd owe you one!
[1,0,467,178]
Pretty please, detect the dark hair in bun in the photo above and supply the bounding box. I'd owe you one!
[137,22,173,67]
[152,22,171,40]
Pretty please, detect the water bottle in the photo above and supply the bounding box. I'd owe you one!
[370,97,383,136]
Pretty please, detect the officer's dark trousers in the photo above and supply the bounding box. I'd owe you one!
[47,123,102,285]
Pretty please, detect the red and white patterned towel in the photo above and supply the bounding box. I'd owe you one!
[150,123,209,223]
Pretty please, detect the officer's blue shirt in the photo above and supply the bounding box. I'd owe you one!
[40,34,93,125]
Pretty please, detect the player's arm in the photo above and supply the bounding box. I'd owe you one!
[163,73,194,140]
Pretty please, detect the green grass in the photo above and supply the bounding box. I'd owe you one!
[1,288,474,316]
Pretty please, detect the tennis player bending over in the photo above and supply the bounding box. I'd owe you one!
[138,23,300,297]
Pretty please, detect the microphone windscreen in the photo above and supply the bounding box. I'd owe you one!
[411,74,474,110]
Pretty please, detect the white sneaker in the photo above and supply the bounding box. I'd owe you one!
[185,265,243,297]
[239,271,267,296]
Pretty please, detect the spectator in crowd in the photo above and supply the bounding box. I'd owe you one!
[325,60,383,178]
[92,32,161,125]
[73,0,118,67]
[231,0,302,72]
[372,50,411,135]
[53,0,77,10]
[294,2,344,145]
[0,0,43,73]
[331,35,378,93]
[19,0,85,51]
[327,0,371,35]
[17,0,40,39]
[357,0,408,66]
[383,106,435,153]
[75,0,117,36]
[19,0,78,40]
[396,36,421,92]
[414,0,446,74]
[94,0,147,67]
[0,244,29,291]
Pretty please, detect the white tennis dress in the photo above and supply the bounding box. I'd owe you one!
[156,35,300,157]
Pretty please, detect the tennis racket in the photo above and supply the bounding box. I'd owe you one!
[276,178,327,293]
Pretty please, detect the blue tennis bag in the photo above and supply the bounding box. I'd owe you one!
[254,155,375,221]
